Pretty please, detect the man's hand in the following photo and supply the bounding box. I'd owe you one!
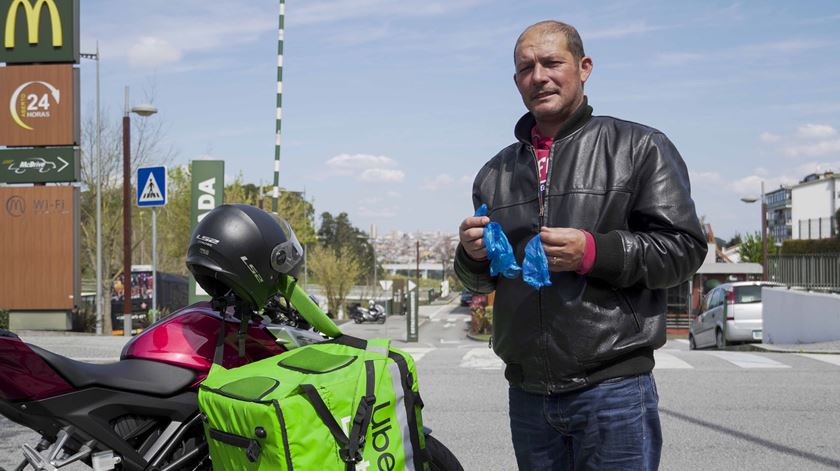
[540,226,586,272]
[459,216,490,261]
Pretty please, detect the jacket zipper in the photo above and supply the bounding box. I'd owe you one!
[614,288,642,332]
[529,143,554,393]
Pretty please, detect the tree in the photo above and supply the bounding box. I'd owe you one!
[725,233,742,248]
[78,101,176,334]
[307,245,362,318]
[317,212,375,283]
[739,231,779,263]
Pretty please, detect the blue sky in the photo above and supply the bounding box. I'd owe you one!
[79,0,840,240]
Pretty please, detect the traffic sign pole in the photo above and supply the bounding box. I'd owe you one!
[137,166,167,326]
[152,207,157,323]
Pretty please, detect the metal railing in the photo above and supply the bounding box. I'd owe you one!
[798,217,837,240]
[768,254,840,292]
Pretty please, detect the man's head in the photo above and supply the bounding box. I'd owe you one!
[513,21,593,126]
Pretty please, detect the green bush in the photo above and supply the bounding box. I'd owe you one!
[0,309,8,330]
[781,238,840,254]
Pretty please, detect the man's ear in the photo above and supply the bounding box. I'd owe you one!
[579,56,593,83]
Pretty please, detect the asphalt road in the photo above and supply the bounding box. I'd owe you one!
[3,301,840,470]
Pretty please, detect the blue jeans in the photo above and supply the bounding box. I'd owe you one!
[509,373,662,471]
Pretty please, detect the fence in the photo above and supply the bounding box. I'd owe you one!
[768,254,840,293]
[798,217,837,240]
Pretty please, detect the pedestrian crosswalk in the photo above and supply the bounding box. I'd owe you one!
[400,346,840,372]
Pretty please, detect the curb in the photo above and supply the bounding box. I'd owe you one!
[747,344,840,355]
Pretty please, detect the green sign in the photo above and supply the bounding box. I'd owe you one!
[0,0,79,64]
[188,160,224,304]
[0,146,77,182]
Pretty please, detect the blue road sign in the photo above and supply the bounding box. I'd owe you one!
[137,166,167,207]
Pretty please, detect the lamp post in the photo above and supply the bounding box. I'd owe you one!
[122,86,158,336]
[741,181,768,280]
[80,43,102,335]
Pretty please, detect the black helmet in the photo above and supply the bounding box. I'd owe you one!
[186,204,303,309]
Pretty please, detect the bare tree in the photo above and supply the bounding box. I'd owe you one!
[308,245,362,319]
[78,100,177,334]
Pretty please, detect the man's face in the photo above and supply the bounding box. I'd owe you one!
[514,32,592,123]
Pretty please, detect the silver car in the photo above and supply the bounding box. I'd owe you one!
[689,281,783,349]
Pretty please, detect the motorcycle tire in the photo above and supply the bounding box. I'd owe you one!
[425,434,464,471]
[354,318,363,324]
[377,317,386,324]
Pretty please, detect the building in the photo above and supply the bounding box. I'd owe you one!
[791,172,839,240]
[765,186,792,242]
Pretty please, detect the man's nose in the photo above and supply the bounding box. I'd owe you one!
[532,63,549,83]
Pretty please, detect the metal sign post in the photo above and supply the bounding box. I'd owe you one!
[406,280,418,343]
[137,166,167,323]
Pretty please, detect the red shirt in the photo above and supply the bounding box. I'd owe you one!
[531,125,596,275]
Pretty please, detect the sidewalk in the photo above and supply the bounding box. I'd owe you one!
[12,295,460,360]
[749,339,840,355]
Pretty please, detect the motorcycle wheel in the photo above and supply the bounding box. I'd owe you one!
[377,317,386,324]
[354,318,363,324]
[425,434,464,471]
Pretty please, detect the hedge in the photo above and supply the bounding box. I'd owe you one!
[781,238,840,254]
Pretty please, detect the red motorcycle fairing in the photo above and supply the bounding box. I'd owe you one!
[121,301,285,384]
[0,335,75,402]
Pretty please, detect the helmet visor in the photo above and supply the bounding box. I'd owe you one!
[270,217,304,274]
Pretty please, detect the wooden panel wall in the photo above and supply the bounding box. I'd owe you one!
[0,186,77,309]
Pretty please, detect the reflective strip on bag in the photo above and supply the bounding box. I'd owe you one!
[388,362,415,471]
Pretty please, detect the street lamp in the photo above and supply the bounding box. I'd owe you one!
[122,86,158,336]
[80,44,102,335]
[741,181,768,280]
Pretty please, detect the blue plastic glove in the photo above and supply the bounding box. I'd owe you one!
[522,234,552,289]
[475,204,521,279]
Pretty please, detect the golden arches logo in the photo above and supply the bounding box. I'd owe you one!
[4,0,63,49]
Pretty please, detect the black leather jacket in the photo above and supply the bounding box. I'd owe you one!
[455,99,707,394]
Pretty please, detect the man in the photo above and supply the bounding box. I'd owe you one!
[455,21,707,470]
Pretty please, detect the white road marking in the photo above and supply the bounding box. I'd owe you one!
[653,351,693,369]
[459,348,504,370]
[798,353,840,367]
[444,322,455,328]
[401,348,434,363]
[673,339,690,345]
[705,351,790,368]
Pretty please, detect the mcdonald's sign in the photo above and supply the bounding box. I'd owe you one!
[0,0,78,64]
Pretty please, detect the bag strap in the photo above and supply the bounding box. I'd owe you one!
[301,360,376,470]
[208,428,262,463]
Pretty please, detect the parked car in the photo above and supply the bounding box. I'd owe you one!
[460,289,474,307]
[689,281,784,350]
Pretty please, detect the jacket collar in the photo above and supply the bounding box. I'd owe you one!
[514,96,593,144]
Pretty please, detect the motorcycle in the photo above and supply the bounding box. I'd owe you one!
[0,292,461,470]
[347,302,386,324]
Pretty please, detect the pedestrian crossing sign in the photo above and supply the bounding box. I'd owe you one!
[137,166,167,207]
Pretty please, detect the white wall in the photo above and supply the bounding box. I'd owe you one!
[762,288,840,344]
[791,178,837,239]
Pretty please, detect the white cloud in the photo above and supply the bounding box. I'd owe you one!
[359,168,405,182]
[588,22,663,40]
[293,0,483,25]
[358,205,398,218]
[689,171,723,185]
[386,191,401,198]
[421,174,455,190]
[326,154,396,171]
[783,139,840,158]
[794,161,840,175]
[127,37,182,68]
[795,124,837,140]
[760,132,782,143]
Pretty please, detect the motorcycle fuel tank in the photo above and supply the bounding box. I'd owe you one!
[121,302,285,380]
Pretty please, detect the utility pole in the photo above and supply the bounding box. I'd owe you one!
[272,0,286,212]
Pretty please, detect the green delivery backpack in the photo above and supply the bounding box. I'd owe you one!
[197,279,428,470]
[199,336,428,470]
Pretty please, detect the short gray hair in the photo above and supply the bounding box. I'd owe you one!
[514,21,585,61]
